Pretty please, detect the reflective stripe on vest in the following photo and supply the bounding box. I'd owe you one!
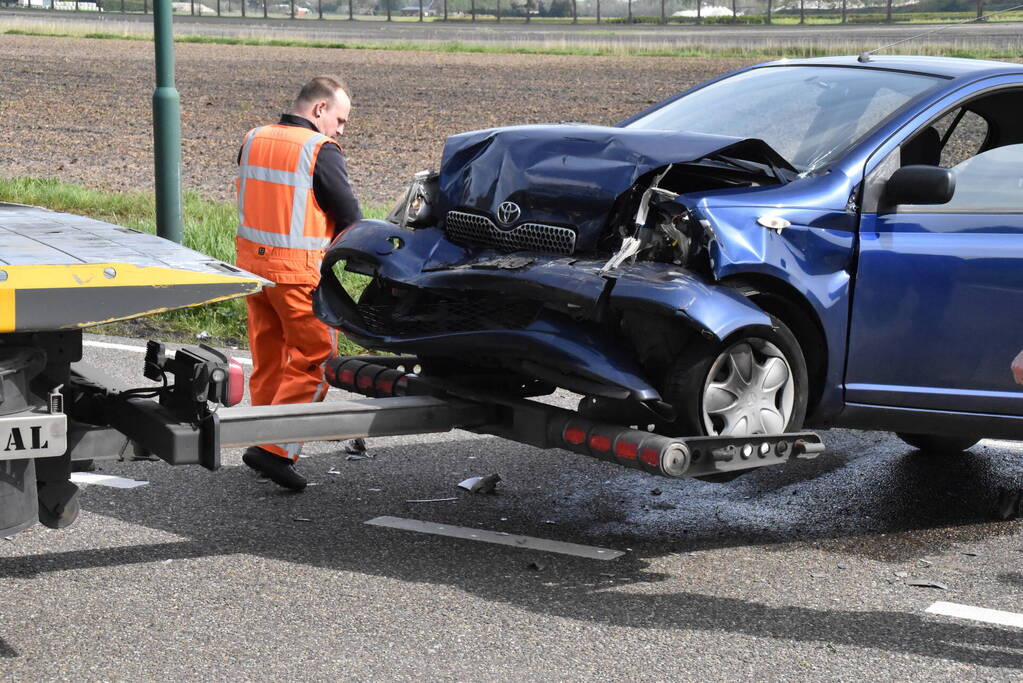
[237,126,334,251]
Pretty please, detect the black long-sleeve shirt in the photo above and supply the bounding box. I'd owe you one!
[240,114,362,236]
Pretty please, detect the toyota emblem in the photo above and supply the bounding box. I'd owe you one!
[496,201,521,226]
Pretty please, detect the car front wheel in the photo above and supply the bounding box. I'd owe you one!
[661,317,809,439]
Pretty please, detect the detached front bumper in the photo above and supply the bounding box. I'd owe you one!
[313,220,769,403]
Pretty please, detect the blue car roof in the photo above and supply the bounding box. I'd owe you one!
[756,55,1023,80]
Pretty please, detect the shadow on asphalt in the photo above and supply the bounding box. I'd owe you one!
[999,572,1023,589]
[0,637,19,658]
[2,434,1021,667]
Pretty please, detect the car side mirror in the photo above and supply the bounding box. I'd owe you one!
[884,165,956,206]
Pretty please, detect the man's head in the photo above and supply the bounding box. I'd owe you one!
[291,76,351,139]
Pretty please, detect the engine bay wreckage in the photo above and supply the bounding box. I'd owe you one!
[314,122,851,430]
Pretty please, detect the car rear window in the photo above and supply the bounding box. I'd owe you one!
[626,66,941,172]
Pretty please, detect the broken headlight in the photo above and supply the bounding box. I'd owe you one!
[649,201,694,268]
[387,169,439,229]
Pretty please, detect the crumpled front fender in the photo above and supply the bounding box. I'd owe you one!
[608,263,770,340]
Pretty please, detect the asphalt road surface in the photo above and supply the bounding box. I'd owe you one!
[1,333,1021,679]
[3,8,1023,50]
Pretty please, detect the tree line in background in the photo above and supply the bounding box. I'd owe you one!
[12,0,1021,22]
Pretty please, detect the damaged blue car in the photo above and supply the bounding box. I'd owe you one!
[314,55,1023,454]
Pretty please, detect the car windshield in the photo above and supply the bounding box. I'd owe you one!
[625,65,941,172]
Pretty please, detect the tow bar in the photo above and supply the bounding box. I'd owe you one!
[74,351,823,481]
[321,356,825,480]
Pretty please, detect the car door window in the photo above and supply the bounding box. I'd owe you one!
[937,109,989,168]
[944,144,1023,212]
[899,108,989,169]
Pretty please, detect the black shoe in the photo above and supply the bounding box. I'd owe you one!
[242,446,307,491]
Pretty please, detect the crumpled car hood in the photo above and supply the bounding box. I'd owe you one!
[437,124,791,251]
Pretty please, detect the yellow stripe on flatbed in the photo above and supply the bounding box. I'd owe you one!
[0,263,260,291]
[0,290,14,332]
[0,203,269,333]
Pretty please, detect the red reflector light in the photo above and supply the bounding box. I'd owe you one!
[615,440,638,460]
[225,358,244,407]
[340,369,355,385]
[564,428,586,445]
[589,435,611,452]
[357,374,373,389]
[640,448,660,467]
[377,379,395,394]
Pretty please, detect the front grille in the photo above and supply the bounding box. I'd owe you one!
[445,210,576,255]
[357,292,540,336]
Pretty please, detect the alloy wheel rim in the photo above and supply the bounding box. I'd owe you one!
[700,338,795,436]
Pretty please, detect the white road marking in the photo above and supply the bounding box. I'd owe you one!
[366,515,625,560]
[70,472,148,489]
[83,339,252,365]
[926,601,1023,629]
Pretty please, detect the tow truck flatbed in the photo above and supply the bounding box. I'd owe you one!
[0,202,267,332]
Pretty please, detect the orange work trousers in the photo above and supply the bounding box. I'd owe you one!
[246,282,336,461]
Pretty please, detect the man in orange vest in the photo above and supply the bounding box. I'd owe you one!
[236,76,361,490]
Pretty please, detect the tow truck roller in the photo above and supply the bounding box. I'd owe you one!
[0,203,824,537]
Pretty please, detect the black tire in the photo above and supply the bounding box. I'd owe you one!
[661,316,809,439]
[896,432,980,456]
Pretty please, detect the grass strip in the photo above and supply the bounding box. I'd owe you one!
[0,176,379,353]
[6,27,1022,59]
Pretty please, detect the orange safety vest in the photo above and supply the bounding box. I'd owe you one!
[236,124,338,285]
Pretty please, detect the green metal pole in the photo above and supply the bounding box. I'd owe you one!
[152,0,184,244]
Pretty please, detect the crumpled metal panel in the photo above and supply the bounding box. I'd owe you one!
[437,124,793,252]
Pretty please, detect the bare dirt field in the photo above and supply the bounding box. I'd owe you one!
[0,34,754,205]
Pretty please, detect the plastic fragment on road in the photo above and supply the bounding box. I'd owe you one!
[293,517,312,522]
[340,438,373,461]
[365,516,625,560]
[457,474,501,494]
[343,438,367,455]
[907,580,948,590]
[405,497,458,503]
[326,467,341,475]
